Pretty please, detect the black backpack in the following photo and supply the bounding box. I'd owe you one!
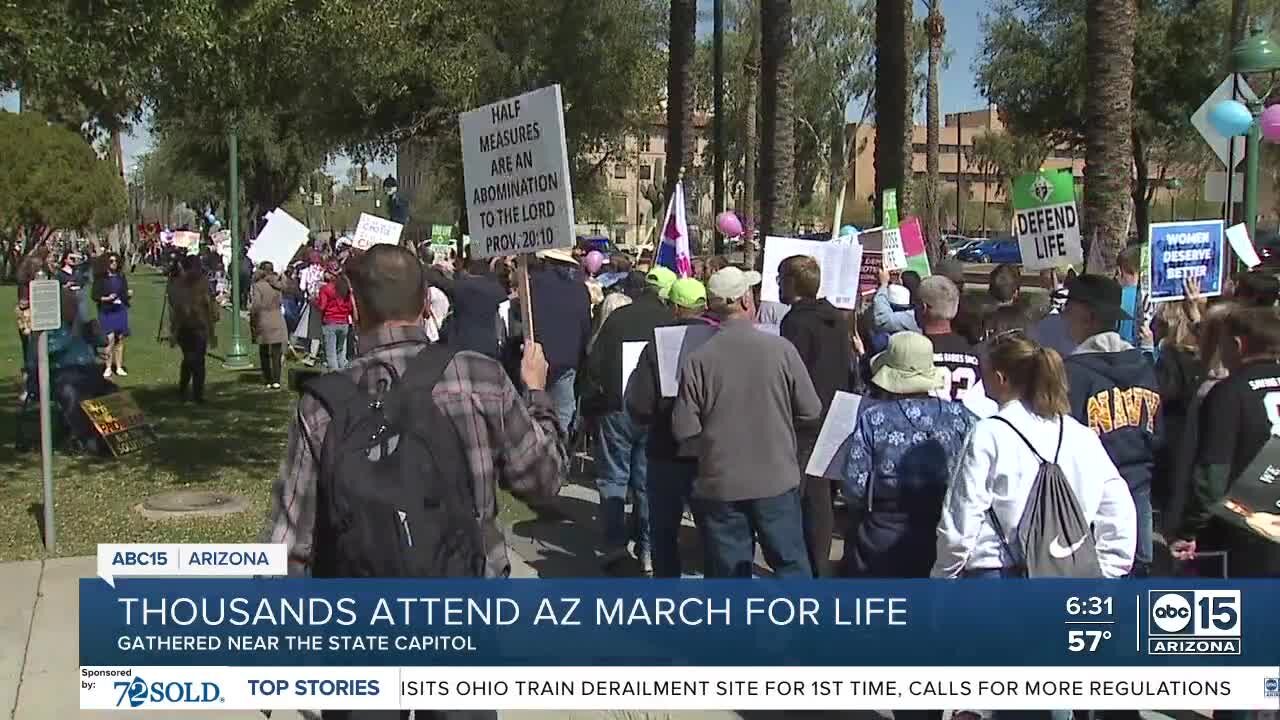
[305,345,486,578]
[987,417,1104,578]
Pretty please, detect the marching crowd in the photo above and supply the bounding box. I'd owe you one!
[259,237,1280,586]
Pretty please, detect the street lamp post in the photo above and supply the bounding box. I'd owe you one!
[1231,23,1280,244]
[1167,178,1182,221]
[223,131,252,370]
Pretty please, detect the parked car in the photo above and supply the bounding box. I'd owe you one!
[956,235,1022,264]
[948,239,982,257]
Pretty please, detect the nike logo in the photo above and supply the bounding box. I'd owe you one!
[1049,535,1087,559]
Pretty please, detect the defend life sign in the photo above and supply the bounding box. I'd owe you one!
[1147,220,1225,303]
[880,190,907,271]
[1012,170,1082,271]
[460,85,575,260]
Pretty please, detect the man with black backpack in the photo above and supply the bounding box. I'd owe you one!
[267,244,565,580]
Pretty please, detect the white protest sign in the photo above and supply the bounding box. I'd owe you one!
[352,213,403,251]
[171,230,200,256]
[759,236,864,310]
[1012,170,1082,271]
[805,392,864,480]
[655,324,717,398]
[29,279,61,332]
[881,228,907,271]
[460,85,575,260]
[248,208,309,275]
[1226,223,1262,269]
[622,341,648,397]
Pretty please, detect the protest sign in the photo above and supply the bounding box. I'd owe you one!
[805,392,864,480]
[29,279,61,332]
[881,190,907,271]
[898,217,931,277]
[460,85,575,261]
[859,251,883,297]
[171,231,200,256]
[80,392,157,457]
[655,324,717,398]
[1147,220,1224,303]
[431,224,454,246]
[248,208,308,275]
[759,236,863,310]
[1012,169,1082,271]
[622,342,648,397]
[1225,223,1262,269]
[1210,435,1280,545]
[352,213,404,251]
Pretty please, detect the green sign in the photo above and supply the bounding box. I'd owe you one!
[882,189,900,230]
[1011,169,1082,271]
[430,224,454,246]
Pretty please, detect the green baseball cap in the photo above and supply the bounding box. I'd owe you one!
[645,266,678,299]
[668,278,707,310]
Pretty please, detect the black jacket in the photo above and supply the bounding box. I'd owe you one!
[448,272,507,359]
[625,314,715,462]
[528,266,592,382]
[584,291,672,415]
[1065,340,1163,496]
[780,298,851,465]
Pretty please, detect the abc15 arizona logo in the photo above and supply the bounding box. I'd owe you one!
[1146,590,1241,655]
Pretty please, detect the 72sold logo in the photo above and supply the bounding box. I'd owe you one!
[1147,590,1241,655]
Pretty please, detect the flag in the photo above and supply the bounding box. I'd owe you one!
[656,181,693,278]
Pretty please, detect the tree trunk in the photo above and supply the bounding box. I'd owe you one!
[924,1,945,263]
[665,0,698,201]
[1082,0,1137,273]
[1131,129,1151,252]
[759,0,795,245]
[742,17,760,267]
[874,0,912,223]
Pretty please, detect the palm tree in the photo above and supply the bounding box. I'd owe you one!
[923,0,945,262]
[1082,0,1137,272]
[759,0,795,242]
[665,0,698,202]
[874,0,913,224]
[967,130,1050,233]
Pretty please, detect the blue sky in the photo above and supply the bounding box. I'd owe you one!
[4,0,995,171]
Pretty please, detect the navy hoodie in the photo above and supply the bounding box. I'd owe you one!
[1065,332,1163,496]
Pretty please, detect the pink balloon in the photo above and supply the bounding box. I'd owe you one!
[716,211,743,237]
[583,250,605,275]
[1262,104,1280,143]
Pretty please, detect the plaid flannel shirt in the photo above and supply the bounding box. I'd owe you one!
[264,325,565,577]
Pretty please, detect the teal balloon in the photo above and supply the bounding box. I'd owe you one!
[1209,100,1254,137]
[839,225,859,237]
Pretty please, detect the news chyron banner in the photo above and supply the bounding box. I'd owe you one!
[82,544,1280,712]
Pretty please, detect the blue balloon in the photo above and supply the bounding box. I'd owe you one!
[1209,100,1254,137]
[839,225,859,237]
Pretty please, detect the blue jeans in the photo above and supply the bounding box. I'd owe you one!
[547,369,576,437]
[692,487,812,578]
[594,411,650,554]
[322,323,350,370]
[646,459,697,577]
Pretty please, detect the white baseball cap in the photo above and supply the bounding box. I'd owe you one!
[707,266,763,301]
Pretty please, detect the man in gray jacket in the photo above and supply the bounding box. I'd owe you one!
[672,267,823,578]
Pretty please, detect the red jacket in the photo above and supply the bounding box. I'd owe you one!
[316,282,353,325]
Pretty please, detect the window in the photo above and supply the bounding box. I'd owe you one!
[611,193,629,220]
[614,163,628,179]
[639,164,652,180]
[913,143,927,154]
[641,135,652,152]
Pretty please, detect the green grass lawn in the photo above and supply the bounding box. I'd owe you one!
[0,267,532,562]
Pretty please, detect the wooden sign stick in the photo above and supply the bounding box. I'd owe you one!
[516,253,535,342]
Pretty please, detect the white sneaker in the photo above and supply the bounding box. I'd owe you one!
[115,367,128,377]
[103,367,112,379]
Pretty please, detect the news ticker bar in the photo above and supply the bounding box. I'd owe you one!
[80,666,1280,711]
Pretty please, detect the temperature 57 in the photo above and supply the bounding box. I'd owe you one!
[1067,629,1111,652]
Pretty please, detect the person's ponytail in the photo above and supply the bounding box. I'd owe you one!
[987,334,1070,419]
[1027,345,1070,418]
